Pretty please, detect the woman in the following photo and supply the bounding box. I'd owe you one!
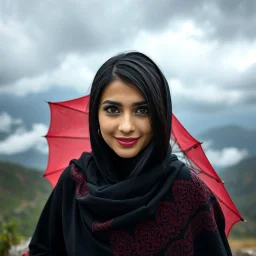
[28,52,232,255]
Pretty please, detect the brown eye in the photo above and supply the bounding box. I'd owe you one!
[104,106,119,114]
[136,107,149,115]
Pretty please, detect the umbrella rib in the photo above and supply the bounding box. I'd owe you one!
[52,102,88,115]
[183,142,203,153]
[171,142,220,182]
[190,167,220,182]
[43,167,67,177]
[185,164,243,220]
[194,169,244,220]
[215,195,243,221]
[188,164,243,221]
[45,135,89,139]
[171,130,202,153]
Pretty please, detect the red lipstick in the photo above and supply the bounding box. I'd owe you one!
[116,137,139,147]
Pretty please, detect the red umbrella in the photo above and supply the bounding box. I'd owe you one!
[43,95,243,236]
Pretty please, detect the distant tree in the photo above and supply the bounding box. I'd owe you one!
[0,219,23,256]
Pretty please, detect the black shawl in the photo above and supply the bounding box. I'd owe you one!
[28,146,232,255]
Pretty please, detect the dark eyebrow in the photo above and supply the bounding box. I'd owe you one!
[102,100,147,106]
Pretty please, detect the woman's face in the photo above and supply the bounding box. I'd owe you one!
[98,80,153,158]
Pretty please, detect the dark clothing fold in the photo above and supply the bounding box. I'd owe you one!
[29,147,232,256]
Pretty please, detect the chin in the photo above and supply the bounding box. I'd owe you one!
[113,148,140,159]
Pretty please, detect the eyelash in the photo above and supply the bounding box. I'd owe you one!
[103,105,149,116]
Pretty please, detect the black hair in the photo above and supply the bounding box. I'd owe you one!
[88,51,172,183]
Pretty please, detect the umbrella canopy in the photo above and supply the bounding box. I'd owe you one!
[44,95,243,236]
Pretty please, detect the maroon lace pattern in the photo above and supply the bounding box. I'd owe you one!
[92,219,114,232]
[71,163,89,197]
[164,208,217,256]
[110,171,217,256]
[70,165,220,255]
[71,164,114,232]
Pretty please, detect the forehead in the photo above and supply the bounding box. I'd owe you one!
[100,80,145,103]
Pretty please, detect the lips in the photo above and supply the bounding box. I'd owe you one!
[116,137,139,141]
[116,137,139,147]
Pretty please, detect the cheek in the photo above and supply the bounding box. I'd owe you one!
[99,115,115,135]
[135,120,153,143]
[141,120,152,134]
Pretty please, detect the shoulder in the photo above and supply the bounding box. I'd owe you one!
[175,163,209,187]
[172,163,214,202]
[57,151,91,189]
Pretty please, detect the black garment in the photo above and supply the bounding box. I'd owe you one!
[29,147,232,256]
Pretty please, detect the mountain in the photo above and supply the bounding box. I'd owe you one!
[197,125,256,156]
[219,156,256,237]
[0,149,48,171]
[0,161,52,237]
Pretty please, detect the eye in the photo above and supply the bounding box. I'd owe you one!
[104,106,119,114]
[136,107,149,115]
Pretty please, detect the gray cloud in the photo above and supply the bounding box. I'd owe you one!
[131,0,256,40]
[1,0,256,169]
[243,94,256,106]
[0,1,132,85]
[229,65,256,90]
[179,0,256,41]
[0,0,255,118]
[1,0,255,86]
[211,0,256,40]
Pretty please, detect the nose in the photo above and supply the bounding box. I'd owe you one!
[118,114,135,133]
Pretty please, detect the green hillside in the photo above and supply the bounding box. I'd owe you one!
[0,162,52,237]
[219,156,256,237]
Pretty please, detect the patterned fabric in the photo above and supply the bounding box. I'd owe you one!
[70,161,228,256]
[71,163,88,197]
[109,171,217,256]
[28,152,232,255]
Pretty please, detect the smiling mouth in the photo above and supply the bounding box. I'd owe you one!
[116,138,139,147]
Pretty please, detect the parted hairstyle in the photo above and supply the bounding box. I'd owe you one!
[88,51,172,182]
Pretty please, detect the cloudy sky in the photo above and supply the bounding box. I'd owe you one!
[0,0,255,169]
